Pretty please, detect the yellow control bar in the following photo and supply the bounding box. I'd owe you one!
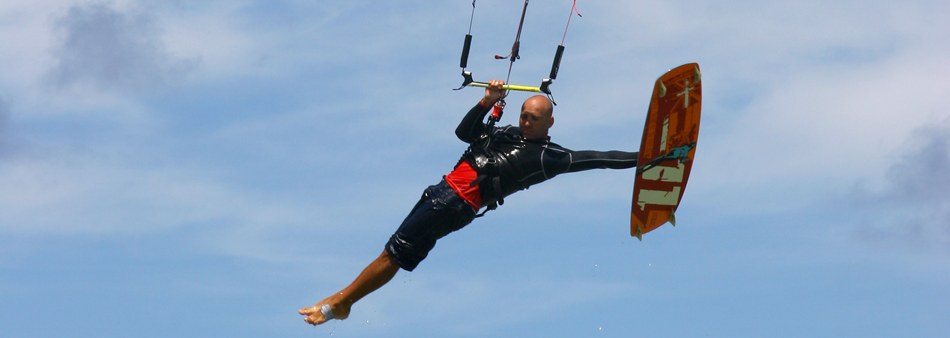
[466,81,542,93]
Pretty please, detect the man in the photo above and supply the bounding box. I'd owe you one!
[299,80,638,325]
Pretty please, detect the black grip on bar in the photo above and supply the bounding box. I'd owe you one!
[460,34,473,68]
[549,45,565,79]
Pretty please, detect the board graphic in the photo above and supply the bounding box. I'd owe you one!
[631,63,702,239]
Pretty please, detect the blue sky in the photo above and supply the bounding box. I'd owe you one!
[1,1,948,337]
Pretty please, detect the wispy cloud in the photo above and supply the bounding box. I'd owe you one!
[849,121,950,251]
[44,3,197,94]
[351,270,638,335]
[0,94,8,152]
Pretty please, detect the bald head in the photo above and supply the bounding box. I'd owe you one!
[522,95,554,117]
[519,95,555,140]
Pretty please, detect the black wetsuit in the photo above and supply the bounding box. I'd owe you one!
[386,102,638,271]
[455,103,640,210]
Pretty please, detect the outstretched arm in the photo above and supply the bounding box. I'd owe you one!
[566,150,638,173]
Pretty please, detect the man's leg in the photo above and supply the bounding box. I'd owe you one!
[299,250,400,326]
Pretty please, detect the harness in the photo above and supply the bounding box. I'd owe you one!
[461,127,523,216]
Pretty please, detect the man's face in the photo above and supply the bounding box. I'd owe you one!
[519,96,554,140]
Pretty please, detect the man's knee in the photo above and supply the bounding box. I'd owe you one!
[385,233,434,272]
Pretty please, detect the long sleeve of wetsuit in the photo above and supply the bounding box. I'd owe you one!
[455,102,492,143]
[565,150,639,173]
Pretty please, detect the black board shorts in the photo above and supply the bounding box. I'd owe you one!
[385,179,477,271]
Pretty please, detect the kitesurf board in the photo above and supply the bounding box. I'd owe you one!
[630,63,702,239]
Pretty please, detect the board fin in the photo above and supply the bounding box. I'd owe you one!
[668,210,676,226]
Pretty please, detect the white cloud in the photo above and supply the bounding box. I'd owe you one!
[0,1,67,87]
[0,140,317,240]
[44,2,197,94]
[0,94,8,148]
[347,269,638,335]
[848,121,950,251]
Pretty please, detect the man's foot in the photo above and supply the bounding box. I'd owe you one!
[299,250,399,326]
[299,296,351,326]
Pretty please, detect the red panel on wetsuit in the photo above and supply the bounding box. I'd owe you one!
[445,161,482,210]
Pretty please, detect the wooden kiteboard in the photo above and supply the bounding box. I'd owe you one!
[631,63,702,239]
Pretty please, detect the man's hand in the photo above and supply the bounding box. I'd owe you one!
[481,79,506,107]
